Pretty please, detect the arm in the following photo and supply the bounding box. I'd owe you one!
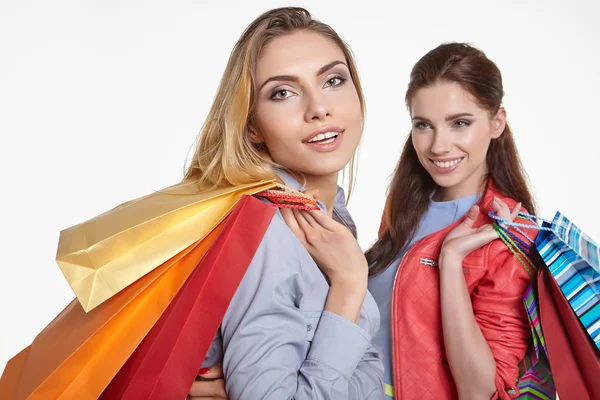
[439,200,529,399]
[469,249,531,400]
[439,251,497,399]
[219,215,383,400]
[440,249,531,400]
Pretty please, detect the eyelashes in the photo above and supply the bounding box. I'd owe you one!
[269,74,347,101]
[271,89,293,100]
[412,119,473,130]
[324,75,346,88]
[452,120,471,128]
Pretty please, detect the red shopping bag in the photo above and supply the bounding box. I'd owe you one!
[538,266,600,400]
[101,195,275,399]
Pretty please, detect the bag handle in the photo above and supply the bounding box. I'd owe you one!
[255,184,320,210]
[488,210,554,231]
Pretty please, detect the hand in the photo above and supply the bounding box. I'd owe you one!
[440,197,520,264]
[280,208,368,289]
[188,364,228,399]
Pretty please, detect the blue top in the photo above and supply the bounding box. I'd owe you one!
[201,170,384,399]
[368,193,481,399]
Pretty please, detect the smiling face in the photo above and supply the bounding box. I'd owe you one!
[250,30,363,182]
[410,81,506,201]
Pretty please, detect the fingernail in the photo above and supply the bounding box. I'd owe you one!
[198,367,211,374]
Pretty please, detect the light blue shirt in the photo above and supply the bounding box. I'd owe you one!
[368,194,481,399]
[202,171,384,399]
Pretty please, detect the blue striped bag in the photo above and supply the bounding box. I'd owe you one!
[536,212,600,350]
[493,219,555,399]
[493,211,600,349]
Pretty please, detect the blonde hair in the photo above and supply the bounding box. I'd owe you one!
[183,7,365,198]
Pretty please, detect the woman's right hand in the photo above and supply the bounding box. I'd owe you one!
[280,208,368,323]
[188,364,228,399]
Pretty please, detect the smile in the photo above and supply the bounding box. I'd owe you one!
[431,157,464,169]
[307,131,339,144]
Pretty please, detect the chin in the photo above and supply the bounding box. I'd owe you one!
[299,158,351,177]
[430,174,464,189]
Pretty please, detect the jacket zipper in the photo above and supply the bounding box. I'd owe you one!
[390,237,431,396]
[390,219,464,395]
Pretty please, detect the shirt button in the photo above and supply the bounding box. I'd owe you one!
[307,325,313,333]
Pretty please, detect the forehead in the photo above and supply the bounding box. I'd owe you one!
[411,81,483,116]
[256,30,346,82]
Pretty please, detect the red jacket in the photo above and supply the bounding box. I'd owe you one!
[388,181,534,399]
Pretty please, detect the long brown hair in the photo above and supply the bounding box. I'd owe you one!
[182,7,364,198]
[366,42,537,276]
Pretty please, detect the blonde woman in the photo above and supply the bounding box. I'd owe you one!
[190,9,519,400]
[184,7,383,400]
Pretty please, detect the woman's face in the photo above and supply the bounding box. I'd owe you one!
[252,30,363,180]
[410,81,506,200]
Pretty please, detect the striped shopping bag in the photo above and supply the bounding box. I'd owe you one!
[536,212,599,349]
[492,211,600,400]
[493,220,555,400]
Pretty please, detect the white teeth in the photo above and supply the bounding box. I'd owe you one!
[308,132,339,143]
[433,158,463,168]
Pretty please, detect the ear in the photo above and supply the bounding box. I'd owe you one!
[248,125,265,144]
[490,107,507,139]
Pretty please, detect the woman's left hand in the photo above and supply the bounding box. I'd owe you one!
[440,197,520,263]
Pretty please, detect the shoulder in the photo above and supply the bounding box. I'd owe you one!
[242,207,318,289]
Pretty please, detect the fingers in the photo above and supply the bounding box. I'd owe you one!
[281,208,299,232]
[461,205,480,229]
[471,224,501,248]
[293,209,313,232]
[493,197,511,222]
[305,209,338,231]
[510,202,522,221]
[280,208,307,245]
[297,209,320,230]
[198,364,224,379]
[189,379,228,398]
[493,197,522,225]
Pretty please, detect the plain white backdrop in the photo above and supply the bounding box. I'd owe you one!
[1,0,599,373]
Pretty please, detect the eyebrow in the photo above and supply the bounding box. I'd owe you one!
[258,60,347,91]
[412,113,475,122]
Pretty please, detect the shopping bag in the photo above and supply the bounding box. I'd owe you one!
[493,222,556,399]
[536,212,599,350]
[0,223,224,400]
[101,195,275,399]
[492,211,600,399]
[57,180,276,311]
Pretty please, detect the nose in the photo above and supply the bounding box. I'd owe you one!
[430,130,452,154]
[304,90,331,122]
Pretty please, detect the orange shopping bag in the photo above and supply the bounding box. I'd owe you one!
[0,222,223,400]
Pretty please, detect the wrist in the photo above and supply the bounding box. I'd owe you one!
[439,249,465,270]
[325,281,367,324]
[329,269,368,292]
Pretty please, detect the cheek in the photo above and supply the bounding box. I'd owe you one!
[461,133,492,159]
[452,126,490,154]
[255,106,299,145]
[335,86,361,121]
[411,132,430,156]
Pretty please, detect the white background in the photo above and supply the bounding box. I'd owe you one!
[1,0,599,373]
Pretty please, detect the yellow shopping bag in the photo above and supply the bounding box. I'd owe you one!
[56,180,275,312]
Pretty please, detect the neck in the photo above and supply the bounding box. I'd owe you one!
[295,171,339,216]
[434,166,487,202]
